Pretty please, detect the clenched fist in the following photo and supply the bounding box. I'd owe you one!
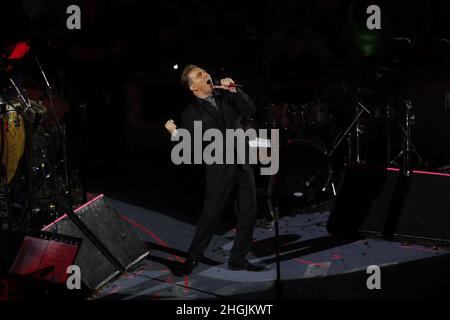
[165,119,177,135]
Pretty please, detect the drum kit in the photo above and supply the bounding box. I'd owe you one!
[0,42,84,258]
[260,77,423,213]
[260,96,335,210]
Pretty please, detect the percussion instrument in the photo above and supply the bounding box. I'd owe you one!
[1,101,26,185]
[267,99,334,135]
[274,138,331,208]
[0,99,48,185]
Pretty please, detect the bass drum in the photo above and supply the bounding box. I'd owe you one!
[275,138,331,210]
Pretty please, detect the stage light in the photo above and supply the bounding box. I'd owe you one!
[8,41,31,60]
[355,31,380,56]
[173,64,179,70]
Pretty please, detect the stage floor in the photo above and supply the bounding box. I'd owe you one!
[92,197,450,300]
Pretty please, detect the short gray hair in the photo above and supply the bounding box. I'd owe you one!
[180,64,198,89]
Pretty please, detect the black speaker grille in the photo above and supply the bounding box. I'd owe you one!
[74,196,149,269]
[43,195,149,290]
[44,216,119,290]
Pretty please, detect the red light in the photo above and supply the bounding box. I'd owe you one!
[7,42,30,60]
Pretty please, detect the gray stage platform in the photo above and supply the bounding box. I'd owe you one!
[92,197,450,300]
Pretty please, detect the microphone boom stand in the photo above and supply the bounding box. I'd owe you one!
[32,53,127,273]
[322,98,371,196]
[34,53,73,215]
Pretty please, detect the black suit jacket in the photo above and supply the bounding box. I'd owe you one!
[180,88,255,134]
[178,88,256,175]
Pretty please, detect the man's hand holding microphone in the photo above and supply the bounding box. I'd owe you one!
[213,78,239,93]
[165,77,241,134]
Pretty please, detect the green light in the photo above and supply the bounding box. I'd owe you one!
[354,30,380,55]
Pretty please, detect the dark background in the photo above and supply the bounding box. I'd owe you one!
[1,0,450,213]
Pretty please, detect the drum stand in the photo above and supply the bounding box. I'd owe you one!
[389,99,423,175]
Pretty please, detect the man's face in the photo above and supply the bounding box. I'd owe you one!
[188,67,214,96]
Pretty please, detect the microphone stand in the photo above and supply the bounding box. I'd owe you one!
[9,78,32,111]
[33,53,73,216]
[31,55,128,275]
[266,175,282,299]
[322,92,371,196]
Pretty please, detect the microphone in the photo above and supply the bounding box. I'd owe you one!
[212,79,244,88]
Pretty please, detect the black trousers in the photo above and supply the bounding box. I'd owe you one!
[188,165,257,263]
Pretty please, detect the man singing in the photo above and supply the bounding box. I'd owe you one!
[165,64,265,274]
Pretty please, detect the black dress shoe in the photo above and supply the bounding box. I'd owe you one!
[228,260,267,272]
[183,257,200,275]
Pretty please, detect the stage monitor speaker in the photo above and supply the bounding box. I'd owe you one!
[43,194,150,290]
[327,165,399,237]
[328,166,450,246]
[394,170,450,246]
